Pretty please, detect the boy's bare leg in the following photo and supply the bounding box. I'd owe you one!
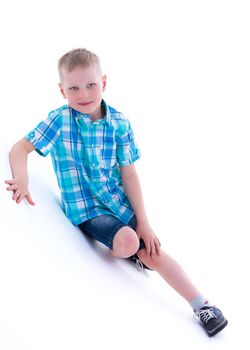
[109,226,200,302]
[137,249,229,336]
[111,226,140,258]
[137,249,200,302]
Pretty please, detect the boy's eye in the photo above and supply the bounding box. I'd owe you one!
[69,86,79,91]
[87,83,96,89]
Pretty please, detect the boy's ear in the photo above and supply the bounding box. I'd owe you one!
[59,83,67,99]
[102,75,107,92]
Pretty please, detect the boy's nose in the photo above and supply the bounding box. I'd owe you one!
[77,89,89,100]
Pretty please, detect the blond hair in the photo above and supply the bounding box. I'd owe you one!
[58,48,102,81]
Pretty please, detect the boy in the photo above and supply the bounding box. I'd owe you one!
[5,48,227,336]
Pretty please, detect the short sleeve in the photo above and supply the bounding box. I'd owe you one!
[24,110,61,157]
[116,118,141,166]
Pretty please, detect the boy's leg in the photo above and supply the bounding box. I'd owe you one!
[78,215,140,259]
[137,248,200,302]
[111,226,140,258]
[136,248,228,336]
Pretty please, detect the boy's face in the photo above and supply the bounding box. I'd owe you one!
[59,66,106,118]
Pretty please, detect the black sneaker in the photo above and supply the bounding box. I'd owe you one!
[128,254,153,272]
[194,306,228,336]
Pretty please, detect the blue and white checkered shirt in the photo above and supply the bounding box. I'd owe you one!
[25,100,141,225]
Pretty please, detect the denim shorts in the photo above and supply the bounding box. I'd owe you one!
[78,214,145,251]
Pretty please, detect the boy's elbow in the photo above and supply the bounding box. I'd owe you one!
[9,142,22,156]
[10,138,35,155]
[9,143,18,156]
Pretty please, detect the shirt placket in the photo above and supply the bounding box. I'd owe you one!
[90,123,98,177]
[77,117,121,217]
[89,123,114,206]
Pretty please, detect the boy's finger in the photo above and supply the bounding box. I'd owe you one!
[26,194,35,206]
[155,240,161,255]
[151,243,156,258]
[7,184,18,191]
[5,180,14,185]
[13,190,21,202]
[17,193,25,204]
[146,241,151,257]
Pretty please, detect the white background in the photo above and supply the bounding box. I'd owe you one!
[1,0,250,349]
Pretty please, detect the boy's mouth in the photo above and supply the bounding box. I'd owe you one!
[78,101,92,106]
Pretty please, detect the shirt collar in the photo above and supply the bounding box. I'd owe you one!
[71,99,111,126]
[101,100,111,126]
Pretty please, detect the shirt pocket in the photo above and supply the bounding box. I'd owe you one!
[99,135,117,170]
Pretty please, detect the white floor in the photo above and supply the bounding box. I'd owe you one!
[1,1,250,348]
[1,142,249,350]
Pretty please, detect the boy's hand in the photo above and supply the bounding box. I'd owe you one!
[5,179,35,205]
[136,223,161,259]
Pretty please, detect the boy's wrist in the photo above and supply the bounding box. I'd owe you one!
[13,176,28,185]
[135,213,150,227]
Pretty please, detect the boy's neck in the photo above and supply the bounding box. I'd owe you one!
[90,101,106,122]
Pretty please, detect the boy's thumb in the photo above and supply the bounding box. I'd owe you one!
[26,193,35,206]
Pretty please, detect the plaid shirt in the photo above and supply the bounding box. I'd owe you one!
[25,100,141,225]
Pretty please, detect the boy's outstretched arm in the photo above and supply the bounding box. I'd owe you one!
[120,163,161,258]
[5,138,36,205]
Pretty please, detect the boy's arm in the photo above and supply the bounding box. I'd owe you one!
[120,163,161,258]
[5,138,36,205]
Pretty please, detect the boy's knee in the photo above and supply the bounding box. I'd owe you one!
[112,227,139,258]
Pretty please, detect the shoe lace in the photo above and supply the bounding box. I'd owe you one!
[195,308,217,323]
[134,258,144,272]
